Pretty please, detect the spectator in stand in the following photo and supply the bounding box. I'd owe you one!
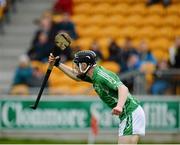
[12,55,33,86]
[174,47,180,68]
[137,40,156,65]
[90,40,104,61]
[59,46,73,62]
[28,66,46,88]
[121,37,138,72]
[146,0,171,7]
[151,59,171,94]
[31,13,56,48]
[53,0,73,15]
[107,39,126,71]
[12,55,47,88]
[28,32,52,62]
[54,13,78,40]
[122,37,138,62]
[0,1,5,34]
[169,36,180,68]
[123,54,142,92]
[127,54,142,72]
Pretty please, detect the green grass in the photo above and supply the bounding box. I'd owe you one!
[0,138,87,144]
[0,138,179,144]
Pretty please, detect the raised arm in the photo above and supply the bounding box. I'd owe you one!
[48,53,81,81]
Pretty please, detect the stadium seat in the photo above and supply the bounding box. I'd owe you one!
[72,15,89,26]
[111,3,130,15]
[126,15,144,27]
[150,38,171,51]
[31,61,47,73]
[120,26,138,38]
[164,15,180,27]
[147,5,165,16]
[100,26,120,39]
[75,37,93,50]
[140,62,156,86]
[49,85,70,95]
[10,84,29,95]
[137,26,156,39]
[158,27,175,39]
[78,26,100,38]
[152,50,169,62]
[88,14,106,27]
[90,3,111,15]
[0,6,4,19]
[74,3,92,15]
[143,15,163,27]
[129,4,147,16]
[167,4,180,15]
[105,15,126,27]
[101,61,120,73]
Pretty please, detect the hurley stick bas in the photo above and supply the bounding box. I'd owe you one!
[30,32,72,109]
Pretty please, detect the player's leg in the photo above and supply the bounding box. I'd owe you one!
[118,134,139,144]
[118,106,145,144]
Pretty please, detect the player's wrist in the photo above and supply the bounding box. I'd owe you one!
[54,57,61,67]
[116,104,123,109]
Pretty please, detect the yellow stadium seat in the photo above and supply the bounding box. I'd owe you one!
[152,50,169,62]
[98,37,110,51]
[72,15,89,26]
[167,4,180,15]
[111,3,130,15]
[74,3,93,15]
[75,37,93,50]
[31,61,47,73]
[101,61,120,73]
[175,29,180,36]
[147,4,165,16]
[49,85,70,95]
[137,26,156,39]
[70,82,92,95]
[172,0,180,3]
[140,62,156,86]
[0,6,4,19]
[120,26,137,38]
[164,15,180,27]
[90,3,111,15]
[157,27,175,39]
[143,15,163,27]
[126,15,144,27]
[52,14,62,23]
[129,4,147,16]
[100,26,120,39]
[150,38,171,51]
[116,38,125,46]
[10,84,29,95]
[88,14,106,27]
[123,0,146,4]
[78,26,100,38]
[105,15,126,27]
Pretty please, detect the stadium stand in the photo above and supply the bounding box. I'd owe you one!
[2,0,179,95]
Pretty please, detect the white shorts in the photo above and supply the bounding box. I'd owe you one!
[119,106,146,136]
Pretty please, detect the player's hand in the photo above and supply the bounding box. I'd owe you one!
[48,53,60,67]
[112,106,123,116]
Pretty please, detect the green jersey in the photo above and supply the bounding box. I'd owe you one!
[84,65,140,121]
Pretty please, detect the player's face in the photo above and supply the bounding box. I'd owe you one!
[73,62,81,74]
[73,62,88,74]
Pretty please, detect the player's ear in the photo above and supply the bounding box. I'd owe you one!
[81,63,87,69]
